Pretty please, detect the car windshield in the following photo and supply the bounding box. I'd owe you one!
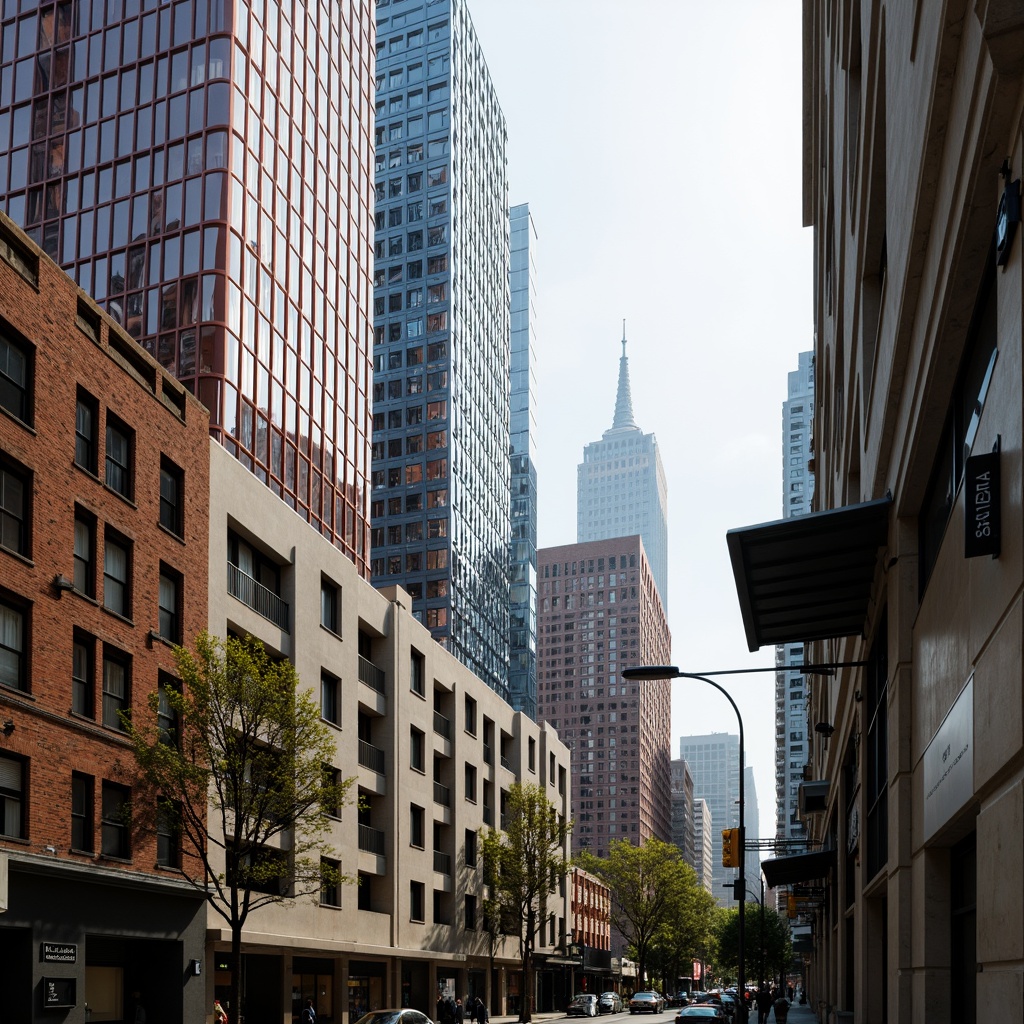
[681,1011,719,1018]
[356,1013,404,1024]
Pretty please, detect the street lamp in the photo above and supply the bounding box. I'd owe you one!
[622,666,747,1023]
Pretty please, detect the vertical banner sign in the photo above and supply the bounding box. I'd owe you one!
[964,451,1000,558]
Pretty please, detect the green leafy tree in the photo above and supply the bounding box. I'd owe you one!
[480,782,573,1023]
[648,866,720,993]
[577,838,690,991]
[124,631,354,1022]
[715,901,792,988]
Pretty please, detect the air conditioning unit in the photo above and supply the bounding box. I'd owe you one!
[798,780,829,816]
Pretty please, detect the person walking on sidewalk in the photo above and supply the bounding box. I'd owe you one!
[771,991,789,1024]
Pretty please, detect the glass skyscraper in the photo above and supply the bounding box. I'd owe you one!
[370,0,511,699]
[577,329,669,608]
[0,0,377,571]
[508,202,538,718]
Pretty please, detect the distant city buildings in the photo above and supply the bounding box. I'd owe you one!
[679,732,740,907]
[577,330,669,608]
[693,799,714,894]
[508,203,539,719]
[775,350,814,852]
[537,536,672,864]
[0,0,378,570]
[369,0,512,700]
[671,757,696,869]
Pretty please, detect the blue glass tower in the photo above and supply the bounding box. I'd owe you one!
[370,0,511,699]
[508,203,538,718]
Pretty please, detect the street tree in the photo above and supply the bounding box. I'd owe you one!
[648,866,720,993]
[480,781,573,1023]
[124,631,354,1022]
[577,838,690,991]
[715,901,792,988]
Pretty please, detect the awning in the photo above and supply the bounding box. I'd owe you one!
[727,496,891,652]
[761,849,836,888]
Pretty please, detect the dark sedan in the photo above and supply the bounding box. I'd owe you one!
[674,1007,727,1024]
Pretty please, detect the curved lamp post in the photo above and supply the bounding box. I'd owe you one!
[621,666,747,1023]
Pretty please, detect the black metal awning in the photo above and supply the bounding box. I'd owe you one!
[726,496,892,652]
[761,849,836,889]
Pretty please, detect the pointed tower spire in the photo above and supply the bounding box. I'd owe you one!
[611,320,638,431]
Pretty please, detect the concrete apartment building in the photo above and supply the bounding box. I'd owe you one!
[209,441,572,1021]
[670,757,696,871]
[693,799,713,896]
[725,6,1024,1023]
[536,536,672,868]
[0,212,210,1023]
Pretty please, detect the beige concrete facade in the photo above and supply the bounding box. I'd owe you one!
[801,4,1024,1024]
[206,440,572,1022]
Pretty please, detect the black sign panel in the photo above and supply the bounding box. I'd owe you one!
[42,977,77,1008]
[41,943,77,963]
[965,451,1000,558]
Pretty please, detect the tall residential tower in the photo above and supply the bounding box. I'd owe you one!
[577,329,668,607]
[369,0,511,699]
[0,0,377,570]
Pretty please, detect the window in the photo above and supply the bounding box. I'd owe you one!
[323,764,343,819]
[158,565,180,641]
[411,649,425,696]
[156,798,180,867]
[321,577,340,634]
[103,532,131,617]
[101,781,130,858]
[465,828,477,868]
[0,598,25,692]
[410,880,425,922]
[159,457,183,535]
[0,328,31,424]
[0,752,25,838]
[102,647,130,731]
[72,632,94,717]
[71,772,93,851]
[157,674,179,745]
[529,737,536,773]
[321,670,340,726]
[465,893,476,930]
[410,804,425,848]
[321,857,341,907]
[105,415,133,498]
[73,510,95,596]
[75,389,98,473]
[464,695,477,735]
[0,456,29,555]
[464,763,477,803]
[411,727,425,772]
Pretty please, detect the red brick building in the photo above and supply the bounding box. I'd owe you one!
[0,212,210,1023]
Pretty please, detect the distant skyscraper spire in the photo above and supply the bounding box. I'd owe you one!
[611,320,638,431]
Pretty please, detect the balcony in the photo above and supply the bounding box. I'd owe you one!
[358,739,386,775]
[433,711,451,739]
[500,754,513,771]
[433,850,451,875]
[483,744,493,766]
[227,563,290,631]
[359,656,385,694]
[433,781,450,807]
[358,823,385,855]
[483,805,494,826]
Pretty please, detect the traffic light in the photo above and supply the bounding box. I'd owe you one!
[721,827,741,867]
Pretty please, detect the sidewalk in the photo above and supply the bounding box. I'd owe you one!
[771,1002,819,1024]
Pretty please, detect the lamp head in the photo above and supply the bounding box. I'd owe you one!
[622,665,681,680]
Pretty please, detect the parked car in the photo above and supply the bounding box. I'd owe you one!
[665,994,689,1009]
[718,994,737,1018]
[355,1011,435,1024]
[598,993,624,1014]
[629,992,666,1014]
[674,1007,727,1024]
[568,995,600,1017]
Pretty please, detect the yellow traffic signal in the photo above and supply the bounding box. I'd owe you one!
[721,827,741,868]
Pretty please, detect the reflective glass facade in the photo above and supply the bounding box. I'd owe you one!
[0,0,376,572]
[508,202,537,719]
[370,0,510,699]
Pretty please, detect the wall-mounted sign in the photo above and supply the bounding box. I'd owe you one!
[42,977,77,1008]
[964,451,1000,558]
[923,676,974,841]
[41,943,77,963]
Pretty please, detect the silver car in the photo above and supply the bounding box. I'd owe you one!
[599,993,624,1014]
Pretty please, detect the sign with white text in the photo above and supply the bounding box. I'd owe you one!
[923,676,974,841]
[964,452,1000,558]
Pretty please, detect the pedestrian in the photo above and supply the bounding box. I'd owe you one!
[455,998,464,1024]
[756,987,772,1024]
[302,998,317,1024]
[772,991,789,1024]
[468,997,477,1024]
[132,992,146,1024]
[214,999,229,1024]
[477,997,489,1024]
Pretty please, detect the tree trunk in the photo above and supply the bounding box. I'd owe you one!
[230,923,243,1024]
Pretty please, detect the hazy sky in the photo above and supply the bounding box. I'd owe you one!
[469,0,812,844]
